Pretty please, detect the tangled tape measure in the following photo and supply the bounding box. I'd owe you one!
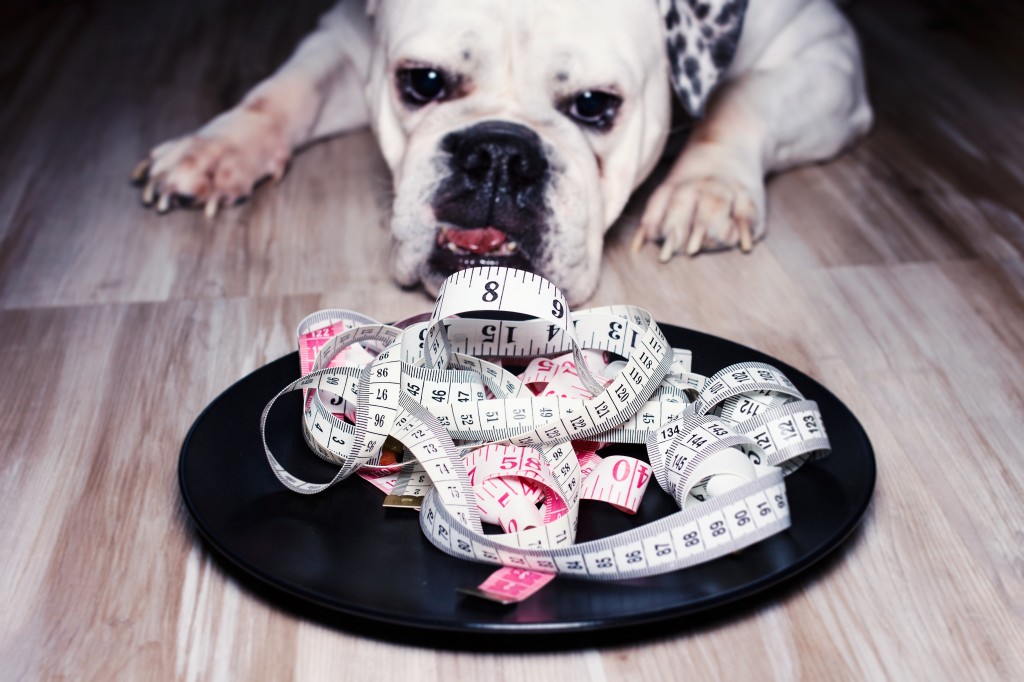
[260,267,831,598]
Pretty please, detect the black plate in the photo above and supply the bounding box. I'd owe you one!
[179,324,875,638]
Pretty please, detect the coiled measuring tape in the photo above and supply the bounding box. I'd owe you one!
[260,267,831,594]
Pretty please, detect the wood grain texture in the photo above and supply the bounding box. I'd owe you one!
[1,0,1022,679]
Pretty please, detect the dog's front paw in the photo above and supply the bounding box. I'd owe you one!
[633,154,766,261]
[132,110,291,217]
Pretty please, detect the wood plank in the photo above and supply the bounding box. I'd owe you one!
[1,0,1022,678]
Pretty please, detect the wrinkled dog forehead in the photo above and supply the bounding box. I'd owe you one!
[373,0,668,94]
[371,0,748,120]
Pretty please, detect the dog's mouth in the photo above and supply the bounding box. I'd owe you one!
[429,224,533,273]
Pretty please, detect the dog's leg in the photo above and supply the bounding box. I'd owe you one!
[134,3,373,216]
[635,1,873,259]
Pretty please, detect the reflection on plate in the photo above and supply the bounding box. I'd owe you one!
[178,324,875,636]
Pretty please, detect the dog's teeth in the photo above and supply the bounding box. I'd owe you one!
[447,242,460,253]
[506,241,518,253]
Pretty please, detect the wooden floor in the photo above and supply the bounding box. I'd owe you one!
[2,0,1022,678]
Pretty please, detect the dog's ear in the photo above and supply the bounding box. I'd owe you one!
[659,0,749,117]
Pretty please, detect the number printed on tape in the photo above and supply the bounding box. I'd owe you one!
[257,267,833,600]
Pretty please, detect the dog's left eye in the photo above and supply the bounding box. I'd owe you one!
[564,90,622,130]
[397,68,448,105]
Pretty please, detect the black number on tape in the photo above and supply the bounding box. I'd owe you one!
[482,281,500,303]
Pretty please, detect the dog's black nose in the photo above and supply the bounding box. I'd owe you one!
[444,121,548,191]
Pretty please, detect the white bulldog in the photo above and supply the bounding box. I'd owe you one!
[134,0,872,304]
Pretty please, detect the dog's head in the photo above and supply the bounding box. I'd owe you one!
[364,0,743,304]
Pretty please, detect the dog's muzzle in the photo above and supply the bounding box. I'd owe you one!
[429,121,550,275]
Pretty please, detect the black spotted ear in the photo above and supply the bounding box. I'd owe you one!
[659,0,749,117]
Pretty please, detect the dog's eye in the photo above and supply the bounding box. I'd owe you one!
[397,68,448,105]
[564,90,622,129]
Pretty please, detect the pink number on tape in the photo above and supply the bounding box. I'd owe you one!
[464,567,557,604]
[579,455,653,514]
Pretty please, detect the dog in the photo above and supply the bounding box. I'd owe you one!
[133,0,872,305]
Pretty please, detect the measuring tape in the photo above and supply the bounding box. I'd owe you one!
[259,267,831,589]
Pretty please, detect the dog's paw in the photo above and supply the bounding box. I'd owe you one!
[633,156,766,261]
[132,110,291,217]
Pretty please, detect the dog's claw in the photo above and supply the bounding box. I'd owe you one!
[205,198,219,219]
[686,222,706,256]
[157,193,171,213]
[131,158,151,183]
[739,224,753,252]
[659,234,676,263]
[630,227,647,254]
[142,180,156,205]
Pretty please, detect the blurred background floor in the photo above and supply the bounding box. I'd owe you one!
[1,0,1021,678]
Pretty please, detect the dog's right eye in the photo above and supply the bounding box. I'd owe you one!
[397,68,448,106]
[562,90,622,130]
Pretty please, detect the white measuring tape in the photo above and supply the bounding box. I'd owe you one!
[260,267,831,593]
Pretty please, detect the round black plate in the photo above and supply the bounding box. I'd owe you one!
[179,324,875,636]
